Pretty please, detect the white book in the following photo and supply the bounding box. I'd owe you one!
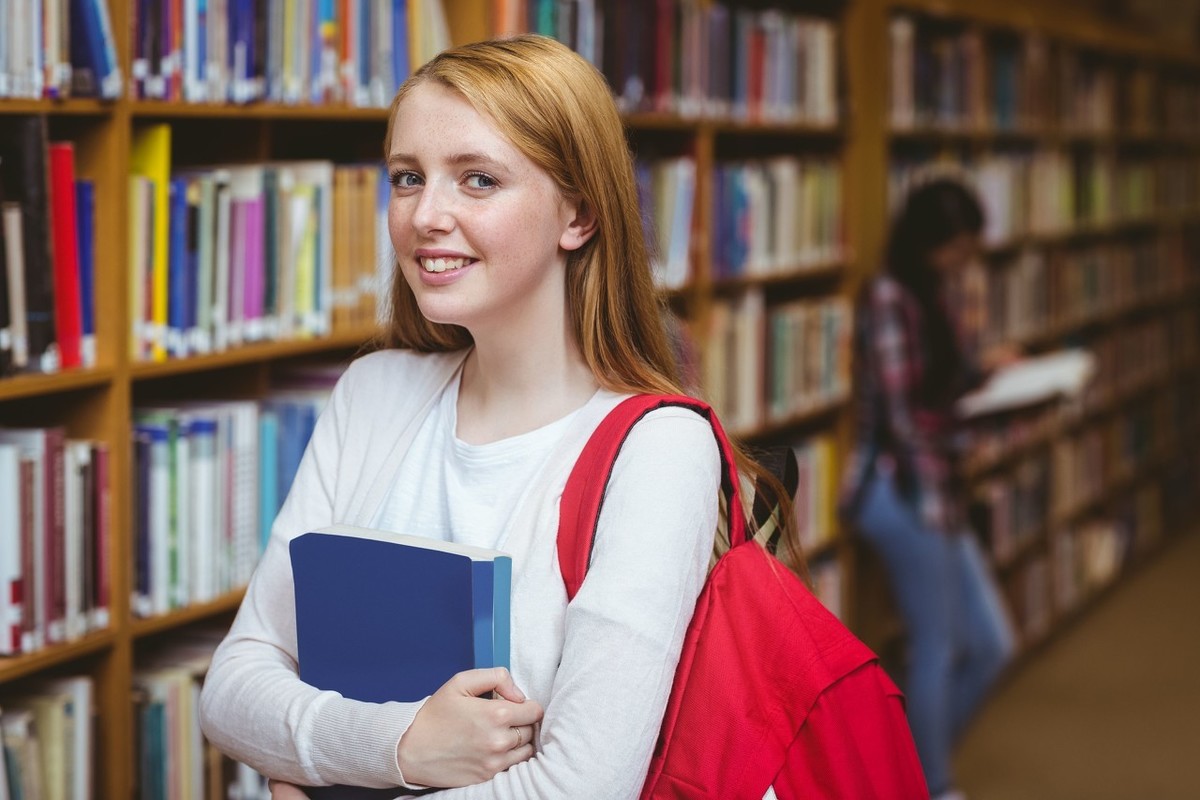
[173,420,192,609]
[63,442,89,642]
[189,414,218,604]
[0,444,23,655]
[0,429,51,650]
[2,203,28,369]
[958,349,1097,419]
[212,169,233,352]
[42,676,93,800]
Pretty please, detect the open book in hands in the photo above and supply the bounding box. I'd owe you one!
[957,348,1096,419]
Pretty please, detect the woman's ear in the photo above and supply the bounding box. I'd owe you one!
[560,199,599,252]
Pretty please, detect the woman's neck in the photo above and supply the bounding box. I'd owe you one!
[455,321,600,445]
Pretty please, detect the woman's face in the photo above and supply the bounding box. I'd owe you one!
[386,81,590,335]
[927,232,981,274]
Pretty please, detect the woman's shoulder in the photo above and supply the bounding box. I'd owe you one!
[340,347,468,395]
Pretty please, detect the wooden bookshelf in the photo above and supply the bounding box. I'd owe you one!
[873,0,1200,661]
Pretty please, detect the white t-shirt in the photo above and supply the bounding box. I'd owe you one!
[371,371,583,551]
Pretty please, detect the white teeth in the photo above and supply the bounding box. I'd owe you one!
[421,257,470,273]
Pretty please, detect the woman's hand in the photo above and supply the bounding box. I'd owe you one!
[397,667,543,789]
[980,343,1023,373]
[267,780,310,800]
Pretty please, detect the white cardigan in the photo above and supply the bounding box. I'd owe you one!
[198,349,720,799]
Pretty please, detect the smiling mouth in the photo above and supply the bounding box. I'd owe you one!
[420,257,476,273]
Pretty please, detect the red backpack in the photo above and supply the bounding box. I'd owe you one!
[558,395,928,799]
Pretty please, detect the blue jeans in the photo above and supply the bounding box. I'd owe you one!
[854,473,1016,795]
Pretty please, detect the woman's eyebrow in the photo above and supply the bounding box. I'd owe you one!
[387,152,505,170]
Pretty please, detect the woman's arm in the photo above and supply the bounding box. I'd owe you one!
[418,407,721,799]
[198,366,425,789]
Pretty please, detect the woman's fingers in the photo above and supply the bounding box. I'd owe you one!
[452,667,526,701]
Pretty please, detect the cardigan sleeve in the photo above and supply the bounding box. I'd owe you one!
[198,362,426,790]
[411,407,721,800]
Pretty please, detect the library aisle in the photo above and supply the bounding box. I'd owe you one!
[955,526,1200,800]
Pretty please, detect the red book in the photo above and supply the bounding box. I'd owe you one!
[48,143,83,369]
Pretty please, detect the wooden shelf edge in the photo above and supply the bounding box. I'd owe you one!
[128,101,390,121]
[735,395,851,441]
[713,260,846,293]
[803,536,843,563]
[0,98,115,116]
[0,630,117,684]
[130,329,380,379]
[621,112,844,136]
[131,591,247,639]
[0,367,116,402]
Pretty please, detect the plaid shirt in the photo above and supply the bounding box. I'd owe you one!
[842,276,976,534]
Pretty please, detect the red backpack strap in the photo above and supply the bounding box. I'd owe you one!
[558,395,747,602]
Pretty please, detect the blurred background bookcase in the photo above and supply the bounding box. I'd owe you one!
[858,0,1200,670]
[0,0,1197,797]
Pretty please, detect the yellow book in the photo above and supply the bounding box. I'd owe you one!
[129,124,172,362]
[293,183,318,339]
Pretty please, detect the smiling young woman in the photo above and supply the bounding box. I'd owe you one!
[199,35,806,799]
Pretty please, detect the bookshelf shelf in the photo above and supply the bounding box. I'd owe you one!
[710,120,844,137]
[128,101,392,121]
[712,261,846,294]
[131,591,247,639]
[621,114,844,137]
[0,630,117,684]
[735,395,851,442]
[129,328,380,380]
[0,98,116,116]
[0,367,116,402]
[995,525,1048,572]
[805,536,843,562]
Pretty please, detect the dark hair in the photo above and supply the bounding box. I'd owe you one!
[884,178,984,402]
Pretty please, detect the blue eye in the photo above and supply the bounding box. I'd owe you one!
[465,172,497,189]
[389,170,422,188]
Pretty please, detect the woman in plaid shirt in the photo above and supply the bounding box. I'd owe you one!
[842,178,1016,800]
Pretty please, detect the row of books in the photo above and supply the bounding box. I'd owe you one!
[637,157,696,291]
[0,0,121,99]
[1084,319,1175,411]
[713,157,842,281]
[133,381,335,619]
[788,435,838,554]
[950,233,1197,351]
[809,557,842,621]
[1162,78,1200,136]
[1050,393,1174,522]
[1053,481,1166,615]
[135,628,269,800]
[129,124,388,363]
[594,2,837,124]
[1,117,98,377]
[971,455,1051,565]
[0,429,110,657]
[889,14,1200,136]
[0,675,94,800]
[131,0,450,106]
[702,291,851,434]
[891,154,1200,247]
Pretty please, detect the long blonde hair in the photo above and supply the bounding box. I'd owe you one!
[380,35,807,580]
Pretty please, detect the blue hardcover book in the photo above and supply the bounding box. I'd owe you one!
[292,524,512,800]
[166,178,189,358]
[392,0,410,89]
[75,180,96,366]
